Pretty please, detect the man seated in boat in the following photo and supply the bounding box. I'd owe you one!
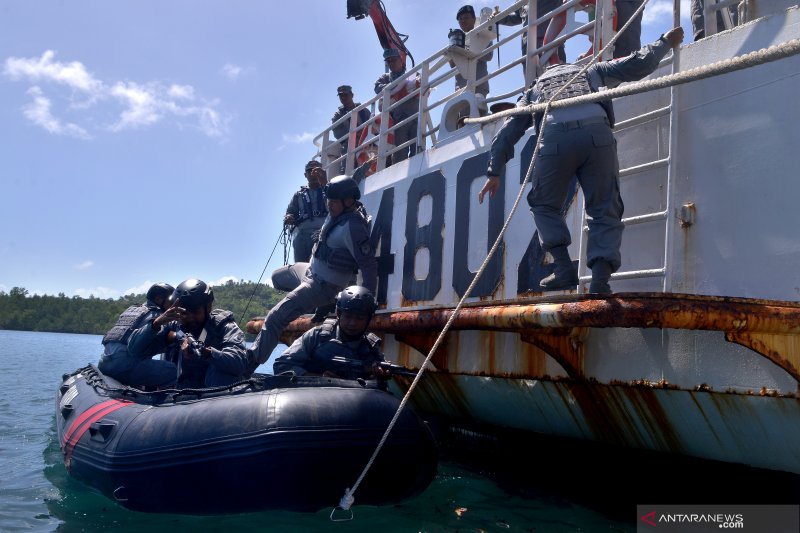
[273,286,391,380]
[247,176,377,375]
[479,25,684,294]
[160,279,249,388]
[98,282,180,389]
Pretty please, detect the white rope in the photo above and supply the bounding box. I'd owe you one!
[332,0,654,518]
[466,36,800,125]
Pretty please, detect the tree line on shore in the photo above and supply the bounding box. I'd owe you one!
[0,280,283,336]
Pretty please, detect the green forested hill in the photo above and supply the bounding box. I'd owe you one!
[0,281,283,335]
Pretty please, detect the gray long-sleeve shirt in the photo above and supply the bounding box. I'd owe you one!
[310,209,377,293]
[487,35,673,177]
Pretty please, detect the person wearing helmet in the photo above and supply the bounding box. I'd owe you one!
[284,160,329,263]
[374,48,419,164]
[156,279,248,388]
[273,286,391,380]
[247,176,377,375]
[99,282,179,388]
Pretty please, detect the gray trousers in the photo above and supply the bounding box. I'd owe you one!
[292,227,317,263]
[527,120,623,270]
[614,0,643,58]
[98,352,177,388]
[248,272,343,369]
[270,262,309,292]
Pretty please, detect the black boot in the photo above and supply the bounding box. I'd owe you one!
[589,259,613,294]
[540,246,578,291]
[310,303,336,323]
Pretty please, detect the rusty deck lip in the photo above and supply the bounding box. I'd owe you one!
[265,292,800,336]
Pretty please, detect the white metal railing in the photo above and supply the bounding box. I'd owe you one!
[704,0,738,38]
[312,0,610,176]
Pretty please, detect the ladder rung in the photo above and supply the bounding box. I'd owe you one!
[614,106,671,130]
[583,210,667,232]
[579,267,666,283]
[620,158,669,178]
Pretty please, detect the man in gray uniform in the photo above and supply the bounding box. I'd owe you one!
[479,26,684,294]
[331,85,371,172]
[374,48,419,164]
[284,160,328,262]
[248,176,377,374]
[99,282,178,388]
[160,279,249,388]
[273,286,389,380]
[453,5,493,97]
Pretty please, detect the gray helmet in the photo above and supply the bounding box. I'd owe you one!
[324,175,360,201]
[170,279,214,310]
[146,282,174,302]
[336,286,377,317]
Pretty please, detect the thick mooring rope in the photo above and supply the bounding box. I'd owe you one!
[465,36,800,126]
[333,0,657,519]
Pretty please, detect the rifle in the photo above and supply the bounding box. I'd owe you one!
[329,356,418,379]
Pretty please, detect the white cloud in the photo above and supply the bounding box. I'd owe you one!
[168,84,195,99]
[74,286,117,299]
[220,63,243,80]
[643,0,691,25]
[23,86,90,139]
[0,284,8,293]
[123,280,156,296]
[209,275,241,286]
[74,259,95,270]
[3,50,229,139]
[278,131,315,150]
[4,50,102,94]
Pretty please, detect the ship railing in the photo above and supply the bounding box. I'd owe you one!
[703,0,739,38]
[313,0,613,177]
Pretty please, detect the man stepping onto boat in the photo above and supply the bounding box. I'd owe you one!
[247,176,377,374]
[479,26,684,294]
[273,286,391,380]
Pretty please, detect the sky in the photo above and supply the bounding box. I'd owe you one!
[0,0,690,299]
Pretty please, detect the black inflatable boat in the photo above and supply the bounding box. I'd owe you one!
[55,365,437,514]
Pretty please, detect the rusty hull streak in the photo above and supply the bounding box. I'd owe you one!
[520,328,586,378]
[268,293,800,382]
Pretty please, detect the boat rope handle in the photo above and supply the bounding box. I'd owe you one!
[465,38,800,126]
[332,0,655,518]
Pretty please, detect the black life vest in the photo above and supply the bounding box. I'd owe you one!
[305,319,382,379]
[533,63,615,128]
[102,303,159,346]
[296,187,327,224]
[313,206,371,273]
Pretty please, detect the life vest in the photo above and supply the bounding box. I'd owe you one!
[533,63,615,127]
[102,303,159,346]
[305,319,383,379]
[313,208,371,274]
[296,186,327,224]
[355,114,395,176]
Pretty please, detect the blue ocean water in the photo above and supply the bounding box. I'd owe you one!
[2,329,797,532]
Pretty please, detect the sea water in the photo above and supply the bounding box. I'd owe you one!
[1,329,797,532]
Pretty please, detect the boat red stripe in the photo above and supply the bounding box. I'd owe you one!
[61,400,119,447]
[62,400,130,466]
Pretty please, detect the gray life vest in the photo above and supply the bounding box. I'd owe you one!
[102,303,158,346]
[534,64,615,127]
[296,187,327,224]
[313,207,371,274]
[305,319,382,378]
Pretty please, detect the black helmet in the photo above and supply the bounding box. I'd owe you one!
[170,279,214,310]
[336,286,376,317]
[146,282,174,302]
[324,175,360,201]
